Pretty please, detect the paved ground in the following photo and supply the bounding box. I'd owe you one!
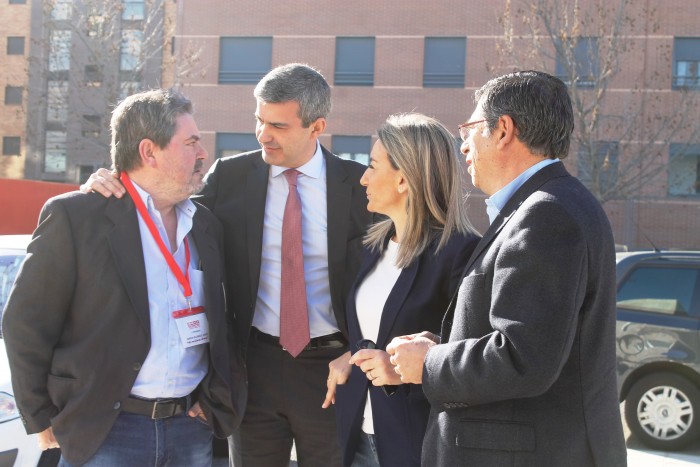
[627,438,700,467]
[622,402,700,467]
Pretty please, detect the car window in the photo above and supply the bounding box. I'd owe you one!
[617,266,699,316]
[0,253,26,333]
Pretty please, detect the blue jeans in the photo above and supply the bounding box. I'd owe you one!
[351,432,380,467]
[58,411,213,467]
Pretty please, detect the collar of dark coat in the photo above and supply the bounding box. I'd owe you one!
[104,194,216,336]
[465,161,570,271]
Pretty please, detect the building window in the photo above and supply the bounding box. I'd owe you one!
[47,81,69,123]
[555,37,599,88]
[49,30,71,72]
[122,0,145,20]
[673,38,700,89]
[4,86,22,105]
[423,37,466,88]
[576,141,618,193]
[78,165,94,184]
[50,0,72,20]
[2,137,20,156]
[84,65,102,86]
[44,131,67,173]
[668,143,700,196]
[219,37,272,84]
[119,81,141,100]
[120,30,143,71]
[82,115,102,138]
[215,133,259,159]
[618,265,699,316]
[87,13,105,38]
[7,37,24,55]
[335,37,375,86]
[332,135,371,165]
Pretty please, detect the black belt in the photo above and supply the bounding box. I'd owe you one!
[121,395,190,419]
[250,327,347,351]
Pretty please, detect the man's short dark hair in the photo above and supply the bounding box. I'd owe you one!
[475,71,574,159]
[253,63,331,127]
[111,88,193,173]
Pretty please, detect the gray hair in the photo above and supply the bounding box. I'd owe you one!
[253,63,331,127]
[111,88,193,173]
[364,113,476,268]
[475,70,574,159]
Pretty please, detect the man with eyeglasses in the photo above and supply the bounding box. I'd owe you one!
[387,71,627,466]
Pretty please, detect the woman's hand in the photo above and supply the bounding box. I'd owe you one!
[349,349,403,386]
[322,351,352,408]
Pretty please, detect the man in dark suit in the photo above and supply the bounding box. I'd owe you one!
[2,89,243,466]
[197,63,371,467]
[387,71,627,466]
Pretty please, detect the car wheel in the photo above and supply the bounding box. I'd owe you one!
[625,372,700,450]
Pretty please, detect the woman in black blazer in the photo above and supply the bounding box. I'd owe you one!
[322,113,480,466]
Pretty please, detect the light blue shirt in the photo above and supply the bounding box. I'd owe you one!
[252,141,339,338]
[485,159,560,224]
[129,181,208,399]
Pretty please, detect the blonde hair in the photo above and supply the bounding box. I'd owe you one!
[364,113,476,268]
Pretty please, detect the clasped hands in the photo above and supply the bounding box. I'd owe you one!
[322,331,439,408]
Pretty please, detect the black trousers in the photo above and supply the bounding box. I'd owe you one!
[230,330,346,467]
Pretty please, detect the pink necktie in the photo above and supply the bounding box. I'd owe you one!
[279,169,310,357]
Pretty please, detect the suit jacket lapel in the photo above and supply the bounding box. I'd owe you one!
[376,258,418,348]
[190,210,222,329]
[347,240,420,349]
[345,249,378,343]
[245,157,269,306]
[442,162,570,340]
[325,147,353,324]
[463,162,569,272]
[105,196,150,335]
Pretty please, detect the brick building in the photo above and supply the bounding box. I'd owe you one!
[168,0,700,249]
[1,0,699,249]
[0,0,30,180]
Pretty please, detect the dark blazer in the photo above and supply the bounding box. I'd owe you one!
[421,163,627,466]
[2,191,245,466]
[335,232,479,467]
[194,146,372,352]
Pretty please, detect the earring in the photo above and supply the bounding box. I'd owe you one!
[398,187,403,193]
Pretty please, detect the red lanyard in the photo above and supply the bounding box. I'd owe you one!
[120,172,192,301]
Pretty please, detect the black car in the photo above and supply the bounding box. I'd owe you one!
[616,250,700,451]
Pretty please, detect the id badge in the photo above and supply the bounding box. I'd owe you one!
[172,306,210,348]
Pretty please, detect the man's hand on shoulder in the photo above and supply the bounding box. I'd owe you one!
[79,168,126,198]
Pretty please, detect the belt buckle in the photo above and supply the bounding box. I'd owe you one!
[305,339,318,351]
[151,400,176,419]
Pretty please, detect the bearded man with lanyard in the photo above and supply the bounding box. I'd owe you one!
[2,89,244,466]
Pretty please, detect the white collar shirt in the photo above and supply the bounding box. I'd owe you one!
[129,180,208,398]
[252,141,338,338]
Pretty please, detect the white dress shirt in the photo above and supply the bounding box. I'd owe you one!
[252,141,339,338]
[355,239,402,434]
[129,181,208,399]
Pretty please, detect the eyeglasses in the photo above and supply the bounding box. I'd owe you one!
[458,119,488,141]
